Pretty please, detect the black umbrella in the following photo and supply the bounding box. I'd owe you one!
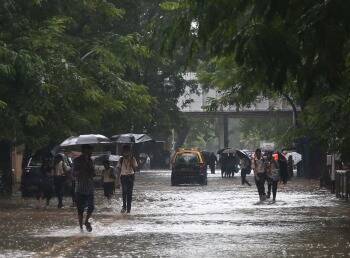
[111,133,153,144]
[236,149,250,160]
[217,148,230,154]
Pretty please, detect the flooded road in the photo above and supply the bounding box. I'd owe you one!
[0,170,349,257]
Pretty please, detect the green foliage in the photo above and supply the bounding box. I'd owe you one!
[161,0,350,158]
[0,0,156,149]
[239,117,293,150]
[183,118,217,150]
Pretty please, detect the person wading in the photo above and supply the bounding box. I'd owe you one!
[240,157,251,186]
[266,152,280,202]
[252,148,267,201]
[117,145,138,214]
[73,145,95,232]
[101,159,116,207]
[53,154,69,208]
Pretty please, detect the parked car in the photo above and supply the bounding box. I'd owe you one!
[171,148,207,186]
[21,154,72,197]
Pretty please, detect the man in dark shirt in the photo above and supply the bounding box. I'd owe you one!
[73,144,95,232]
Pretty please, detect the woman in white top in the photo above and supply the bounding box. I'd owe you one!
[117,145,138,214]
[101,160,116,205]
[53,154,69,208]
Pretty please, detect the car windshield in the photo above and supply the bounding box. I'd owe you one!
[175,153,199,165]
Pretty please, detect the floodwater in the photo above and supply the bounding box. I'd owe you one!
[0,170,349,257]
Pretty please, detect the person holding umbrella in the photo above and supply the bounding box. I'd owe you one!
[73,144,95,232]
[117,145,138,214]
[236,150,251,186]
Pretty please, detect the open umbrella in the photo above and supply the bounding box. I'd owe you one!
[111,133,153,144]
[236,149,250,160]
[222,148,236,154]
[60,134,111,147]
[217,148,230,154]
[285,152,302,164]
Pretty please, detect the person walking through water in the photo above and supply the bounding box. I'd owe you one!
[53,154,69,208]
[36,156,53,208]
[101,159,116,207]
[209,152,217,174]
[240,156,251,186]
[252,148,267,201]
[117,145,138,214]
[266,152,280,202]
[73,145,95,232]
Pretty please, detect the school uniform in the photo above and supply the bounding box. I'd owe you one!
[117,156,138,213]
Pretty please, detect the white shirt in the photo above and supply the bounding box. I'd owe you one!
[117,157,138,176]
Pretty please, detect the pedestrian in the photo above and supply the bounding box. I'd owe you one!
[240,157,251,186]
[252,148,267,201]
[101,159,116,206]
[69,159,76,207]
[36,157,53,208]
[278,153,288,184]
[209,152,217,174]
[73,145,95,232]
[117,145,138,214]
[53,154,69,208]
[266,152,280,202]
[287,155,294,179]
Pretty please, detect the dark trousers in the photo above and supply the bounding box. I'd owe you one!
[267,178,278,200]
[71,180,76,205]
[255,173,266,198]
[121,175,134,212]
[209,164,215,174]
[76,193,94,215]
[54,176,65,207]
[241,168,251,185]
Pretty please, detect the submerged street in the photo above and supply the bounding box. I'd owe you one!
[0,170,350,257]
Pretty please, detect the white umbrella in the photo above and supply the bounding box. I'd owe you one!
[60,134,111,147]
[285,152,302,164]
[111,133,153,144]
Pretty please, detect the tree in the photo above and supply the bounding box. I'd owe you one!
[160,0,350,173]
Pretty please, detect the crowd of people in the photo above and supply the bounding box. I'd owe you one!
[33,145,293,232]
[34,144,137,232]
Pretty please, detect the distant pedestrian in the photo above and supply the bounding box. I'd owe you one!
[73,145,95,232]
[287,155,294,179]
[69,163,76,207]
[209,152,217,174]
[53,154,69,208]
[278,153,288,184]
[36,157,53,208]
[240,157,251,186]
[252,148,267,201]
[266,152,280,202]
[101,159,116,206]
[117,145,138,214]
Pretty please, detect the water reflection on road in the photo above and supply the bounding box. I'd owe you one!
[0,170,349,257]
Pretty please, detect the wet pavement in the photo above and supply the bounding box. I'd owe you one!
[0,170,350,257]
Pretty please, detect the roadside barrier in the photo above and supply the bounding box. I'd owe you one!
[335,170,350,199]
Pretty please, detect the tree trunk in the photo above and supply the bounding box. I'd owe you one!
[282,94,299,128]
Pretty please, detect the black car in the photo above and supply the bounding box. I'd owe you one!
[21,154,72,197]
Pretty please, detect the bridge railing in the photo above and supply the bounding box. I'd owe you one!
[335,170,350,199]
